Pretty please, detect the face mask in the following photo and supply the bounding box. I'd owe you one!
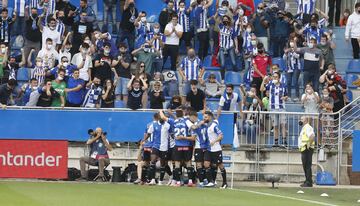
[94,83,100,87]
[189,53,195,58]
[253,98,258,104]
[251,40,257,46]
[298,121,303,126]
[323,94,329,98]
[258,49,264,53]
[10,63,17,67]
[144,48,150,53]
[289,42,295,47]
[50,26,56,30]
[63,62,69,67]
[94,33,100,39]
[238,9,244,16]
[226,92,232,96]
[311,25,316,29]
[179,7,185,12]
[58,17,65,21]
[320,41,327,46]
[306,89,312,93]
[65,48,71,52]
[82,49,88,54]
[141,17,147,23]
[57,76,64,81]
[36,62,42,67]
[32,86,38,90]
[246,28,252,33]
[129,3,135,8]
[84,40,91,45]
[47,44,52,50]
[31,14,38,19]
[308,43,314,48]
[0,48,5,53]
[104,49,110,55]
[223,21,229,26]
[328,70,334,75]
[154,28,160,33]
[248,91,254,96]
[257,9,263,13]
[272,80,278,84]
[134,88,140,91]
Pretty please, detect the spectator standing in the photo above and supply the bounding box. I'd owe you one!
[37,38,59,71]
[0,44,7,84]
[317,34,336,71]
[203,73,223,98]
[101,77,118,108]
[250,3,270,51]
[163,14,183,71]
[178,1,192,50]
[0,8,16,46]
[118,0,138,52]
[82,76,102,108]
[217,84,242,118]
[127,75,148,110]
[327,0,341,27]
[194,0,213,60]
[74,0,96,26]
[0,79,17,107]
[37,80,59,107]
[65,69,85,107]
[113,43,132,103]
[149,81,165,109]
[270,10,290,58]
[296,37,324,93]
[146,23,165,73]
[159,0,176,33]
[283,39,301,101]
[51,68,66,107]
[301,83,320,113]
[38,16,61,50]
[19,78,39,106]
[70,11,94,55]
[302,20,325,44]
[345,3,360,59]
[131,42,160,75]
[186,80,206,112]
[339,9,350,27]
[134,11,151,49]
[93,42,113,84]
[24,8,42,60]
[30,57,46,86]
[251,43,272,97]
[71,43,93,82]
[167,95,182,109]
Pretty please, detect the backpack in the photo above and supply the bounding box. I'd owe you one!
[120,163,138,182]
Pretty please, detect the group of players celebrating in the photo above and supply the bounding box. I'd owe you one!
[135,107,227,189]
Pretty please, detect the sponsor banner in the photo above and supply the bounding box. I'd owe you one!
[0,140,68,179]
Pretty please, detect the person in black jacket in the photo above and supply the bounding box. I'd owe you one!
[36,80,60,107]
[149,81,165,109]
[159,1,176,33]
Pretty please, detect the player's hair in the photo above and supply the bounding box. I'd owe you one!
[204,111,214,118]
[189,110,198,117]
[46,38,53,43]
[226,84,234,89]
[153,112,160,120]
[190,79,198,86]
[30,78,38,82]
[61,56,68,62]
[175,109,184,118]
[58,68,66,74]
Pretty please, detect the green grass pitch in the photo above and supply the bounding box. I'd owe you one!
[0,181,359,206]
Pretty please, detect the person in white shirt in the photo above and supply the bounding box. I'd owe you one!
[345,2,360,59]
[301,83,320,113]
[38,16,61,50]
[37,38,59,70]
[71,43,93,82]
[163,13,183,71]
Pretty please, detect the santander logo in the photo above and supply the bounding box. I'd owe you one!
[0,152,63,167]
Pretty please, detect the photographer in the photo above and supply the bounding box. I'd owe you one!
[78,127,113,182]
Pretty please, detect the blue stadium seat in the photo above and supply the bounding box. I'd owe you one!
[115,100,125,108]
[224,71,242,85]
[272,57,286,71]
[347,59,360,73]
[16,68,30,81]
[347,90,353,102]
[203,56,212,67]
[203,71,222,82]
[205,66,220,71]
[206,101,219,111]
[345,74,359,89]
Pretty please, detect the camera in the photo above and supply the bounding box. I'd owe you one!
[88,129,94,135]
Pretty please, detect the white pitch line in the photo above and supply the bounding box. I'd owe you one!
[231,188,338,206]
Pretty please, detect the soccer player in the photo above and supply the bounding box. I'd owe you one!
[161,109,195,187]
[190,112,209,186]
[146,112,172,185]
[201,111,227,188]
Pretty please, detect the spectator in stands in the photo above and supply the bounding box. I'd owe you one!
[296,37,324,93]
[134,11,151,49]
[159,0,176,33]
[131,42,160,75]
[194,0,213,60]
[179,48,204,102]
[55,0,77,30]
[319,87,335,147]
[270,10,290,58]
[167,95,182,109]
[0,44,7,84]
[38,17,61,50]
[118,0,138,52]
[261,72,288,147]
[163,14,183,71]
[217,83,242,118]
[243,88,262,144]
[73,0,96,28]
[127,74,148,110]
[218,14,238,78]
[93,29,114,55]
[177,1,192,50]
[65,69,85,107]
[186,79,206,112]
[93,42,113,83]
[233,4,249,63]
[339,9,350,27]
[249,3,270,51]
[327,0,341,27]
[36,79,60,107]
[147,23,165,73]
[71,43,93,83]
[241,84,262,112]
[24,7,42,61]
[37,38,59,70]
[59,33,72,62]
[51,68,66,107]
[4,51,26,82]
[298,116,315,188]
[14,0,28,36]
[203,73,223,98]
[301,83,320,113]
[0,78,17,107]
[30,57,46,86]
[317,34,336,72]
[78,127,112,182]
[319,88,334,113]
[252,42,272,97]
[0,8,16,46]
[345,2,360,59]
[82,76,102,108]
[149,81,165,109]
[301,19,325,44]
[19,78,39,106]
[283,39,301,101]
[101,75,118,108]
[149,72,163,92]
[70,11,94,55]
[49,56,85,79]
[243,33,257,86]
[113,43,132,103]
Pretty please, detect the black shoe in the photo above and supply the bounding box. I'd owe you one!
[300,183,313,187]
[272,143,279,148]
[221,183,228,189]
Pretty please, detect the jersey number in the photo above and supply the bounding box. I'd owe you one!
[174,128,186,137]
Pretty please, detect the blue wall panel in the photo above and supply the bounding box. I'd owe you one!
[353,130,360,172]
[0,109,235,144]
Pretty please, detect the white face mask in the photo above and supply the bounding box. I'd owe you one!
[252,98,258,104]
[306,89,312,93]
[272,80,279,84]
[323,94,329,98]
[238,9,244,16]
[1,48,5,53]
[308,43,314,48]
[289,42,295,47]
[154,28,160,33]
[257,9,263,13]
[47,44,52,50]
[65,48,71,52]
[84,40,91,45]
[94,33,100,39]
[246,28,252,33]
[248,91,254,96]
[141,17,147,23]
[49,26,56,30]
[63,62,69,67]
[134,88,140,91]
[32,86,38,90]
[179,7,185,12]
[57,76,64,81]
[36,62,42,67]
[82,49,88,54]
[251,40,257,46]
[104,49,110,55]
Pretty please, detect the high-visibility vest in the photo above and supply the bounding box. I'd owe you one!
[298,124,315,152]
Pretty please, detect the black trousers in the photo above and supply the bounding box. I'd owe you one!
[251,77,264,98]
[162,44,179,71]
[301,148,313,185]
[351,38,360,59]
[328,0,341,26]
[197,31,210,60]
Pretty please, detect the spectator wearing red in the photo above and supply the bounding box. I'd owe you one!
[251,43,272,97]
[237,0,254,16]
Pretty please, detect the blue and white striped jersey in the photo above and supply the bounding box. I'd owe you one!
[218,23,236,49]
[147,121,171,152]
[191,122,209,149]
[178,10,190,33]
[173,118,192,147]
[265,82,288,110]
[180,56,203,81]
[283,51,301,73]
[296,0,316,15]
[194,5,208,32]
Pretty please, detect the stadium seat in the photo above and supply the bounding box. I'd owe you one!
[347,59,360,73]
[205,66,220,71]
[203,55,212,67]
[206,101,219,111]
[224,71,242,85]
[345,74,359,89]
[347,90,353,102]
[203,71,222,82]
[272,57,286,72]
[115,100,125,108]
[16,68,30,81]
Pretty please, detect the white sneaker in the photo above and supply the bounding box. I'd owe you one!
[158,181,163,186]
[204,182,215,187]
[170,180,177,187]
[133,179,141,184]
[148,179,156,185]
[198,182,204,187]
[187,179,194,187]
[214,181,218,186]
[167,178,173,186]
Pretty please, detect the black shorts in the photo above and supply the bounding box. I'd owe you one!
[204,151,223,164]
[173,146,193,162]
[142,147,152,162]
[151,148,168,160]
[167,147,174,161]
[180,32,192,47]
[194,148,206,162]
